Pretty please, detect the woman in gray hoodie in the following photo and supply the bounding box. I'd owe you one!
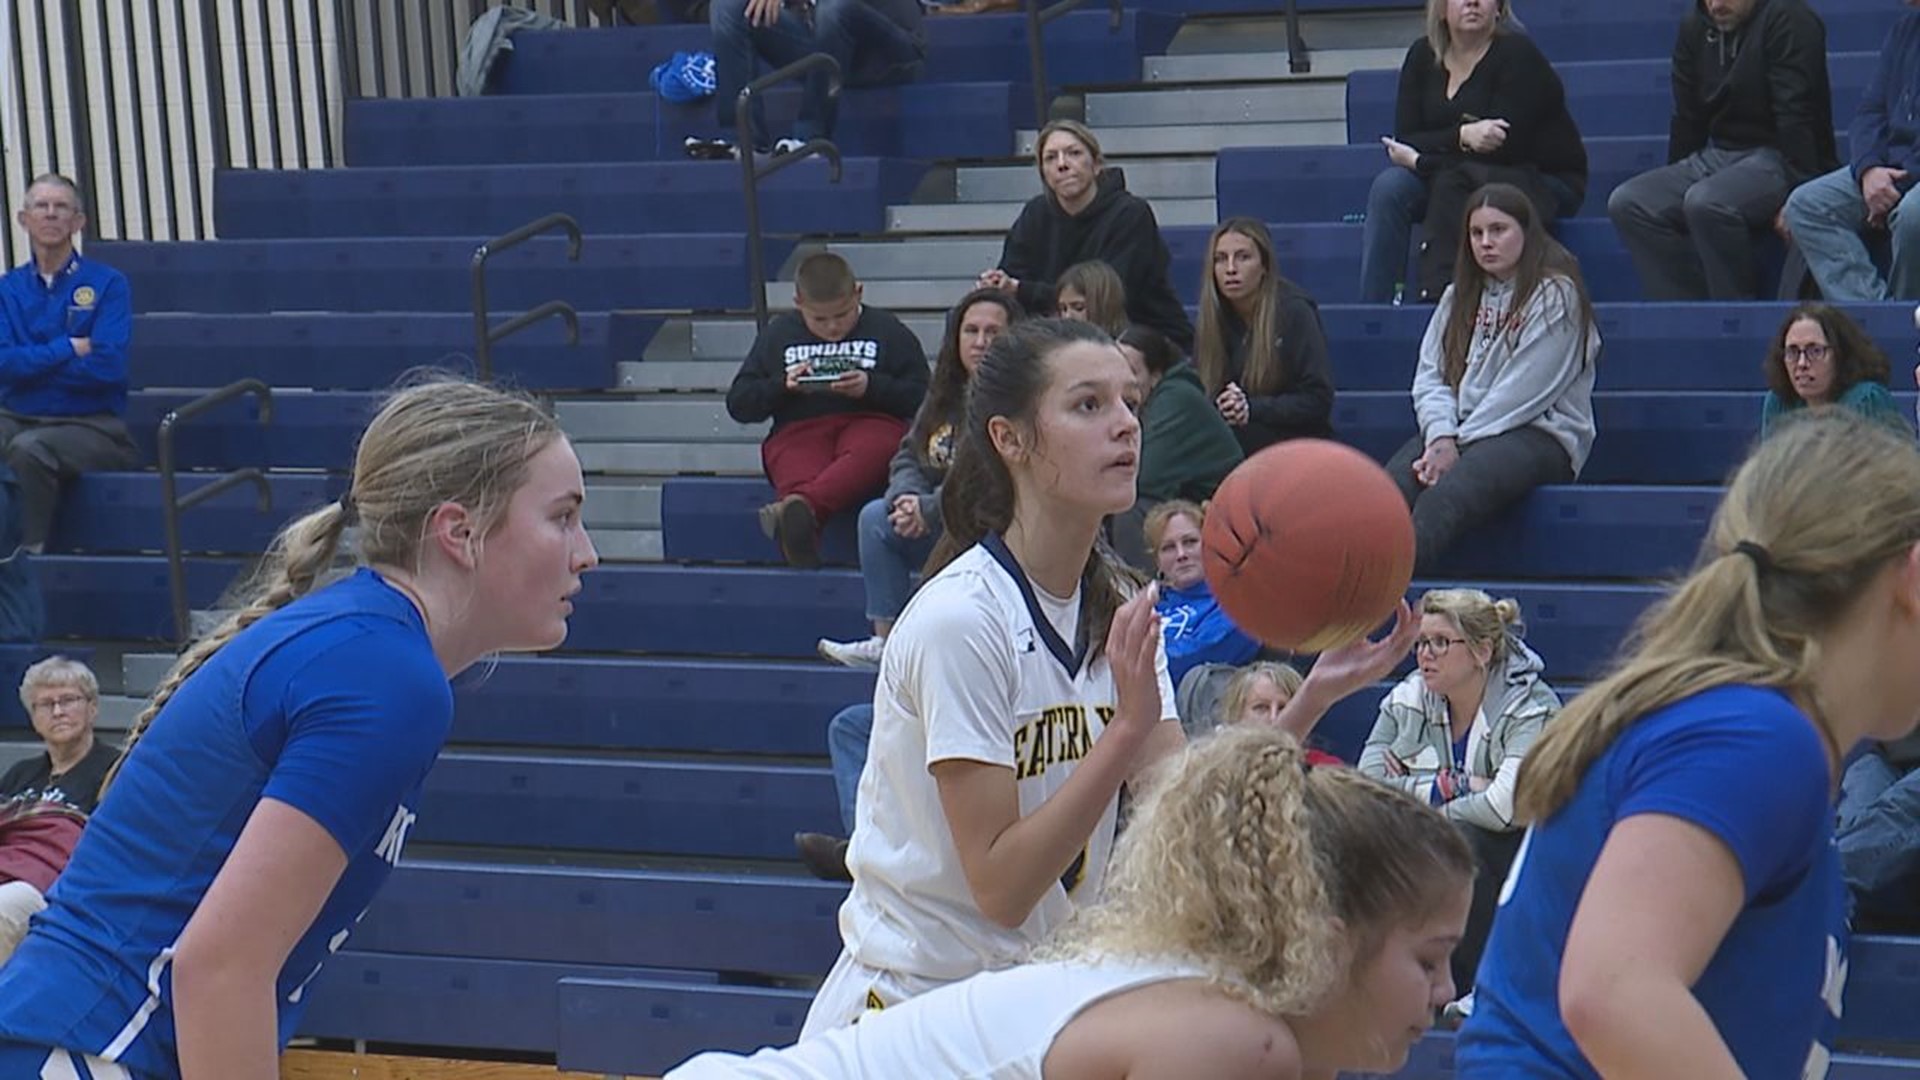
[1386,182,1600,574]
[1359,587,1560,1009]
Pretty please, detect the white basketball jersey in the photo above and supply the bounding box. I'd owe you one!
[838,538,1176,985]
[665,960,1204,1079]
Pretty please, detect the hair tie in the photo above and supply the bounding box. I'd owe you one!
[1732,540,1773,575]
[338,491,360,526]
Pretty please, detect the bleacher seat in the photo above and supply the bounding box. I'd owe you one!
[41,555,239,642]
[49,472,343,556]
[216,160,927,240]
[95,233,788,313]
[122,390,376,471]
[1520,0,1896,62]
[558,978,814,1075]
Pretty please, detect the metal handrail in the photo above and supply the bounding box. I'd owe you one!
[1284,0,1309,74]
[738,54,845,333]
[157,379,274,646]
[471,213,584,382]
[1025,0,1123,130]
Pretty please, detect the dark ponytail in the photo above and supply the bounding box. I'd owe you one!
[929,318,1139,663]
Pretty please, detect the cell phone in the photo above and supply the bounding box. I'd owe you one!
[795,372,844,385]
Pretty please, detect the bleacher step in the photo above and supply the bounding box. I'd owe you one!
[121,652,174,699]
[1017,120,1346,154]
[768,279,980,311]
[955,158,1214,202]
[1144,46,1406,82]
[888,197,1218,232]
[559,399,759,444]
[811,237,1001,280]
[1085,82,1347,126]
[577,443,761,477]
[1161,10,1423,55]
[583,479,663,531]
[591,528,663,562]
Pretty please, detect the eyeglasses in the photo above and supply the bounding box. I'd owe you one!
[1784,344,1831,365]
[1413,636,1470,657]
[31,693,90,715]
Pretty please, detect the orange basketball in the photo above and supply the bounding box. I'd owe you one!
[1201,439,1415,652]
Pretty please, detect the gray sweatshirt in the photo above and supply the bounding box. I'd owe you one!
[1412,276,1600,474]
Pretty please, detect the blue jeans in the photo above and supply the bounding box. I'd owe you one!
[828,703,874,834]
[857,496,936,623]
[1836,751,1920,926]
[1783,165,1920,301]
[710,0,925,146]
[1359,166,1427,303]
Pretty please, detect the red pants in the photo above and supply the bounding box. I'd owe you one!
[762,412,909,525]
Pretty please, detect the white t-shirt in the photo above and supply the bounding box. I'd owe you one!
[666,959,1205,1079]
[838,539,1177,984]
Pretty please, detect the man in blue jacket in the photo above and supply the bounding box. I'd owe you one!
[0,175,137,554]
[1783,2,1920,300]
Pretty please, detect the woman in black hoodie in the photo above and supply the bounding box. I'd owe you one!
[977,120,1194,351]
[1194,217,1336,457]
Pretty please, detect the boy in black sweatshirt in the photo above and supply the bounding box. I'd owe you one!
[726,253,928,568]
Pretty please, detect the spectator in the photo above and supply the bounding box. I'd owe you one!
[1145,500,1261,694]
[0,174,137,555]
[1388,183,1599,574]
[1358,589,1557,1011]
[0,657,117,817]
[793,701,872,883]
[818,288,1016,669]
[1219,661,1303,729]
[1835,731,1920,932]
[689,0,925,158]
[1783,8,1920,301]
[1120,325,1243,506]
[1607,0,1837,300]
[1362,0,1588,303]
[725,253,928,568]
[0,793,84,966]
[1759,302,1909,439]
[978,121,1194,350]
[1194,217,1336,457]
[1052,260,1128,336]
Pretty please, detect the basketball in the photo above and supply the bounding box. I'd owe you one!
[1201,439,1415,652]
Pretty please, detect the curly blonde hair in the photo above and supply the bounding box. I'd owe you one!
[1041,725,1473,1016]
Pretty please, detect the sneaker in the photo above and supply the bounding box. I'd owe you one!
[759,494,820,569]
[772,137,807,156]
[794,832,853,882]
[819,635,886,669]
[684,136,739,160]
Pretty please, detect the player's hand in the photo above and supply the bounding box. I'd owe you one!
[1864,166,1908,219]
[784,362,811,392]
[1216,382,1250,426]
[1300,599,1418,702]
[69,337,91,358]
[1106,583,1164,741]
[745,0,783,26]
[830,369,869,398]
[1382,136,1420,171]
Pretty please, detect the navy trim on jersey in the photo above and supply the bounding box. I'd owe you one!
[981,533,1088,680]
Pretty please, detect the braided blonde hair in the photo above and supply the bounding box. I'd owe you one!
[104,378,559,791]
[1040,725,1473,1016]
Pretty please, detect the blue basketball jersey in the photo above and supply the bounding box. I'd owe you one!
[1458,685,1849,1078]
[0,568,453,1078]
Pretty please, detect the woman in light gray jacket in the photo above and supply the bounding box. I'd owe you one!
[1359,587,1559,1008]
[1384,182,1599,574]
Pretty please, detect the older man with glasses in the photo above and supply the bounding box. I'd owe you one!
[0,174,137,558]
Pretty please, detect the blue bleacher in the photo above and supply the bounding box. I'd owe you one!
[1519,0,1895,61]
[49,472,343,556]
[95,233,786,313]
[214,159,927,239]
[121,390,375,470]
[40,555,239,641]
[557,978,815,1075]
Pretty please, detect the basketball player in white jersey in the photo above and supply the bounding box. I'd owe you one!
[668,725,1473,1078]
[802,319,1418,1036]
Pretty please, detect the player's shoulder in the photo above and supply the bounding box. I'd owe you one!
[899,547,1024,629]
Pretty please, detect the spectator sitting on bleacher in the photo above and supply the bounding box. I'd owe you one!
[1362,0,1587,304]
[1051,260,1128,336]
[1759,301,1910,439]
[818,287,1017,668]
[1836,729,1920,932]
[1782,7,1920,302]
[1358,589,1555,1017]
[1194,217,1335,459]
[1389,183,1598,575]
[793,700,871,883]
[977,121,1195,351]
[0,174,137,556]
[0,792,84,967]
[725,252,928,569]
[1106,325,1243,568]
[1607,0,1837,300]
[0,657,116,817]
[688,0,925,159]
[1146,501,1261,696]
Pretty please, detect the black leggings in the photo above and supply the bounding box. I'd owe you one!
[1387,426,1574,575]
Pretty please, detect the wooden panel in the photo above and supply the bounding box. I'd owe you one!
[281,1049,618,1080]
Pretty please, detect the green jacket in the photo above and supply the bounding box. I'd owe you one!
[1137,362,1245,503]
[1760,380,1912,441]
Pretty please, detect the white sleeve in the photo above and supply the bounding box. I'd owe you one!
[890,580,1021,770]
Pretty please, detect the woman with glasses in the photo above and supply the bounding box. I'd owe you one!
[1759,302,1910,440]
[1358,587,1559,1019]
